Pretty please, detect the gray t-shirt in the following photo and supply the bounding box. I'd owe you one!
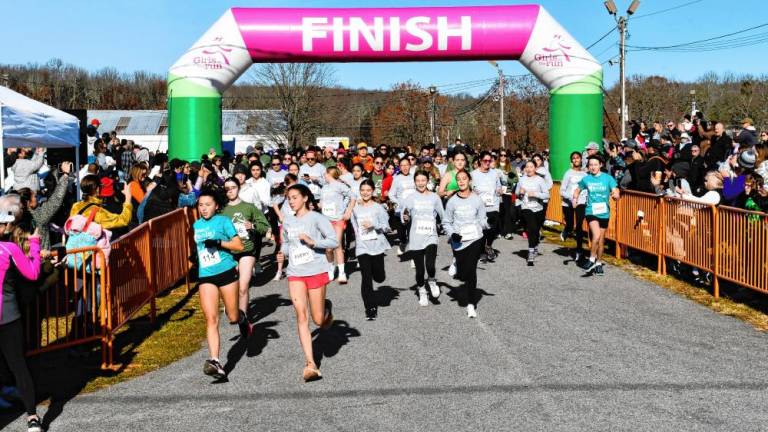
[443,193,489,251]
[320,180,352,221]
[280,211,339,277]
[471,168,502,212]
[390,172,416,213]
[351,202,391,256]
[515,175,550,212]
[401,191,444,251]
[299,163,327,196]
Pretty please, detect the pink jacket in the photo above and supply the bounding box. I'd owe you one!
[0,238,41,323]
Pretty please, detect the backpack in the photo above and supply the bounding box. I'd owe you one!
[64,203,112,270]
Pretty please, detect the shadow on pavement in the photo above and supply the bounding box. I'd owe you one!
[312,320,361,367]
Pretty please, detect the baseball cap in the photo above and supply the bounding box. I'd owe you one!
[90,119,101,127]
[99,177,115,198]
[357,142,368,149]
[623,139,637,149]
[585,142,600,151]
[741,117,754,125]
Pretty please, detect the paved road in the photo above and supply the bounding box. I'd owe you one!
[16,237,768,431]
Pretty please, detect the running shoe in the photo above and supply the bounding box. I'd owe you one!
[27,417,42,432]
[397,246,404,256]
[428,279,440,298]
[448,260,457,277]
[583,260,599,274]
[203,359,226,380]
[504,233,513,240]
[272,271,283,282]
[238,318,253,340]
[321,299,334,330]
[522,231,528,239]
[418,287,429,306]
[337,272,348,284]
[595,264,605,276]
[365,307,378,321]
[527,254,535,266]
[466,304,477,318]
[559,231,567,242]
[410,260,416,269]
[570,249,582,263]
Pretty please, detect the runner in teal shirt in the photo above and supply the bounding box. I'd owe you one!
[578,171,618,219]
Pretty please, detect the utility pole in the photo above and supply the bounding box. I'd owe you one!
[488,61,506,150]
[605,0,640,141]
[1,73,8,88]
[429,86,437,145]
[690,89,697,116]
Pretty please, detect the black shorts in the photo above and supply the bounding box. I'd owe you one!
[198,267,239,287]
[585,215,609,229]
[231,251,254,262]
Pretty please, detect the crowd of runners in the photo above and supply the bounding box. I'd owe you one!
[187,139,618,382]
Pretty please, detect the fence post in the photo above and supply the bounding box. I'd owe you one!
[147,222,157,324]
[614,194,621,259]
[184,207,191,294]
[657,196,665,275]
[712,205,720,299]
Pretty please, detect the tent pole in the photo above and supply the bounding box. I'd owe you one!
[0,104,4,192]
[75,145,80,200]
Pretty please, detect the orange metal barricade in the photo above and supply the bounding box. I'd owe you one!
[546,183,565,224]
[148,208,192,295]
[717,206,768,295]
[614,190,664,269]
[660,197,715,275]
[23,247,110,367]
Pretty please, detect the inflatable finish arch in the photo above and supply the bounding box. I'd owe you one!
[168,5,602,178]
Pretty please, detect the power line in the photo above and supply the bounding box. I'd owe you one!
[625,22,768,51]
[586,27,617,50]
[628,0,705,21]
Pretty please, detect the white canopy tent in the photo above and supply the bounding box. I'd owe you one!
[0,85,80,193]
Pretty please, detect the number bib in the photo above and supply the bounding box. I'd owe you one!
[359,223,378,241]
[481,193,495,207]
[290,245,314,265]
[322,202,337,218]
[592,202,608,215]
[199,248,222,268]
[235,222,249,239]
[308,184,321,196]
[460,224,482,242]
[415,219,436,236]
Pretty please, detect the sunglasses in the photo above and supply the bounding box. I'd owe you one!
[374,161,383,165]
[224,186,238,191]
[307,158,316,161]
[482,159,492,163]
[271,163,281,167]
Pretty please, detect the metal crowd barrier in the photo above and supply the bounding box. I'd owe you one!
[23,207,193,368]
[548,182,767,298]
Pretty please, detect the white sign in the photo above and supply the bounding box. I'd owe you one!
[316,137,349,150]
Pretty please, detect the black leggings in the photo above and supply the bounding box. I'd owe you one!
[410,244,437,287]
[521,209,545,249]
[563,204,586,251]
[357,253,386,310]
[500,195,517,235]
[454,239,484,306]
[484,211,499,248]
[0,320,36,416]
[393,213,410,249]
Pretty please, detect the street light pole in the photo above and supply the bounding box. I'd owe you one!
[429,85,437,145]
[605,0,640,141]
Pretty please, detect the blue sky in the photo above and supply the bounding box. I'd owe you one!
[1,0,766,96]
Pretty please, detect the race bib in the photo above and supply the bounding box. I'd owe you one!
[359,220,378,241]
[322,202,337,218]
[308,184,321,196]
[482,193,495,207]
[501,186,508,194]
[415,219,436,235]
[290,245,314,265]
[460,224,482,242]
[592,202,608,215]
[235,222,249,239]
[199,248,222,268]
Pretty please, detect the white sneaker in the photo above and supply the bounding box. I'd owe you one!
[418,287,429,306]
[272,272,281,282]
[327,269,335,281]
[337,272,348,284]
[448,260,457,277]
[428,279,440,298]
[397,246,404,256]
[466,304,477,318]
[410,260,416,269]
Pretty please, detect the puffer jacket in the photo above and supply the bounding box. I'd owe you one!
[11,151,44,192]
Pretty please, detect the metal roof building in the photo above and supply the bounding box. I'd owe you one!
[87,109,287,153]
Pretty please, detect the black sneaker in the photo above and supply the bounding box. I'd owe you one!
[595,264,604,276]
[527,251,535,266]
[365,308,377,321]
[27,417,42,432]
[582,260,599,273]
[203,359,226,380]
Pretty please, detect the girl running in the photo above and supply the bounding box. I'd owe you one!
[221,178,270,315]
[401,170,444,306]
[272,173,298,281]
[573,155,619,275]
[443,170,488,318]
[193,189,247,380]
[350,179,392,320]
[438,151,468,276]
[319,166,355,283]
[560,152,588,262]
[389,158,416,256]
[516,160,550,266]
[277,184,338,382]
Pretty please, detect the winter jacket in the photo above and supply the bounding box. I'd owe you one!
[70,196,132,231]
[11,151,44,192]
[31,173,70,250]
[734,127,758,148]
[705,134,732,169]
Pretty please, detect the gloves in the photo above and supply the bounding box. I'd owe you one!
[203,238,221,249]
[450,233,463,243]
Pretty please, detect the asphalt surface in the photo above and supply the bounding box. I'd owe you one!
[11,236,768,431]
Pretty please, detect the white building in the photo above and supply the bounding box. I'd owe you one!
[87,109,287,154]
